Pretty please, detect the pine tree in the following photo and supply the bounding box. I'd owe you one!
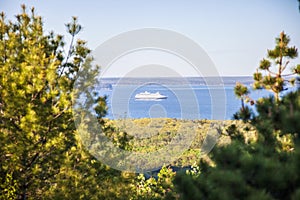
[174,90,300,200]
[0,5,97,199]
[174,32,300,200]
[234,32,300,120]
[253,31,299,102]
[233,82,253,121]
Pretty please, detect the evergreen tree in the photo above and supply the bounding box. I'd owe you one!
[0,5,101,199]
[233,82,253,121]
[234,32,300,120]
[174,32,300,200]
[253,31,299,102]
[174,90,300,200]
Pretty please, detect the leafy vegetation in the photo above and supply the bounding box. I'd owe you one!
[1,4,300,200]
[0,5,130,199]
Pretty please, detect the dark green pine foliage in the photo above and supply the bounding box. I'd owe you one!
[234,32,300,120]
[174,90,300,200]
[252,32,299,102]
[233,82,253,121]
[174,31,300,199]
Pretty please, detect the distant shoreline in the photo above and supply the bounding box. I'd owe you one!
[100,76,253,78]
[98,76,254,86]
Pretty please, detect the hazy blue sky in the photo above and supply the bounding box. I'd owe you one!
[1,0,300,76]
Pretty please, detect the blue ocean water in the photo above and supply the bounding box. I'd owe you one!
[98,80,275,120]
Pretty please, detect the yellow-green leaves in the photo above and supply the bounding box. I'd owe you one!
[0,5,100,199]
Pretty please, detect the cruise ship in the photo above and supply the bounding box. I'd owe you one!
[135,91,167,99]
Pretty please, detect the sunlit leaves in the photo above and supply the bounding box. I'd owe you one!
[0,5,101,199]
[132,165,178,200]
[0,173,18,200]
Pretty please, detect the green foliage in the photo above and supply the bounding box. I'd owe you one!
[253,31,299,102]
[259,58,271,70]
[234,82,249,98]
[3,5,300,200]
[44,144,135,200]
[233,82,253,121]
[175,31,300,200]
[0,6,125,199]
[131,165,179,200]
[175,92,300,199]
[0,173,18,200]
[111,118,249,167]
[184,162,201,178]
[234,32,299,121]
[127,119,253,199]
[295,64,300,74]
[233,106,253,122]
[174,32,300,200]
[254,90,300,149]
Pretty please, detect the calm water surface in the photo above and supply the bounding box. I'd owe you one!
[98,84,273,120]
